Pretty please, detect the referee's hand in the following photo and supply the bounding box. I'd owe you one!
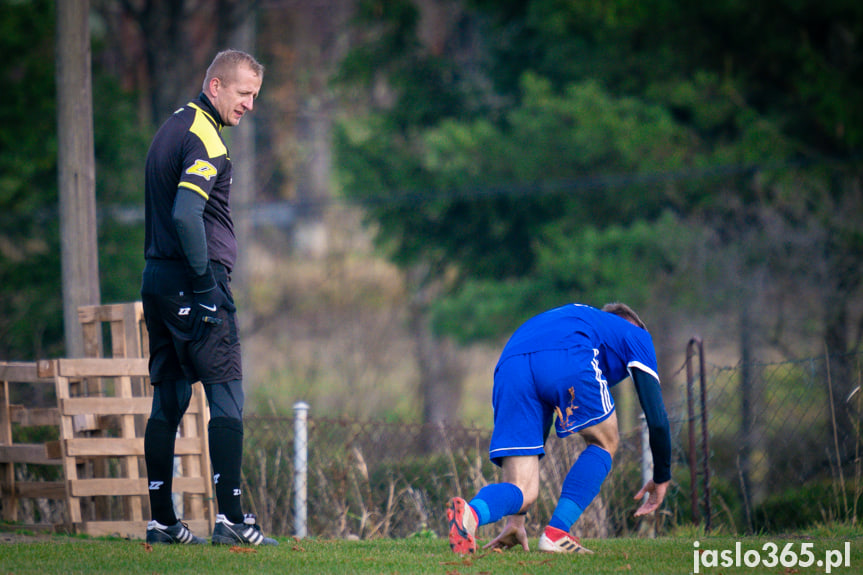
[191,286,235,341]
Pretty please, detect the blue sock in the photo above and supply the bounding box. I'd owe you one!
[468,483,524,526]
[549,445,612,531]
[549,498,582,531]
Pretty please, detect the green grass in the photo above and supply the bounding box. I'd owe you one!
[1,529,861,574]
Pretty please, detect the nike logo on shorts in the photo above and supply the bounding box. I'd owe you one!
[200,303,218,312]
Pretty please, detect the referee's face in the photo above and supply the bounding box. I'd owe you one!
[211,64,262,127]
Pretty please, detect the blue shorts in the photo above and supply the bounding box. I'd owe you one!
[488,347,615,466]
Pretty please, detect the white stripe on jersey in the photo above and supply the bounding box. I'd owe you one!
[628,361,660,382]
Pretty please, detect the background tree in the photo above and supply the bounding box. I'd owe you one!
[57,0,100,358]
[333,0,863,430]
[2,0,860,439]
[0,0,61,359]
[0,0,150,360]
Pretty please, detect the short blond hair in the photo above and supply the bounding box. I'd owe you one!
[602,302,647,329]
[202,49,264,92]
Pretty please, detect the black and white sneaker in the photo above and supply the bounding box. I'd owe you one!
[211,513,278,546]
[146,520,207,544]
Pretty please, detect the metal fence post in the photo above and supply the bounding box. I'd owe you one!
[293,401,309,538]
[686,337,711,532]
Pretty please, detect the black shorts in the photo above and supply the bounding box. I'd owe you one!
[141,260,242,385]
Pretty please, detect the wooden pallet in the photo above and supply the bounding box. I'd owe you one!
[52,356,213,538]
[0,302,215,538]
[78,302,149,396]
[0,361,63,524]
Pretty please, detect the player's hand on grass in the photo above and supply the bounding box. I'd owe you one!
[482,514,529,552]
[633,479,669,517]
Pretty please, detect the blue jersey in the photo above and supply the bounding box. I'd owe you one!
[496,304,659,386]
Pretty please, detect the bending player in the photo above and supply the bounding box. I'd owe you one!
[447,302,671,554]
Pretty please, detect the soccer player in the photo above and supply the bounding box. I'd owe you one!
[141,50,276,546]
[447,303,671,554]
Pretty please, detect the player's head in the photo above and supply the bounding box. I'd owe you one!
[602,302,647,330]
[203,49,264,126]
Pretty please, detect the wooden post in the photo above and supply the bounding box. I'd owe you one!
[0,377,16,522]
[57,0,100,358]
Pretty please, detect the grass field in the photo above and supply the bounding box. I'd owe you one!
[1,526,861,575]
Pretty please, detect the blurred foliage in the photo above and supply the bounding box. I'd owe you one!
[334,0,863,349]
[752,480,863,532]
[1,0,861,361]
[472,0,863,151]
[0,0,63,359]
[92,73,151,306]
[0,0,150,359]
[337,74,697,284]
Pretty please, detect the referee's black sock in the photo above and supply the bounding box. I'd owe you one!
[144,418,178,525]
[208,416,245,524]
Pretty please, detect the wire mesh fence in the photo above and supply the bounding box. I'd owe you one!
[686,351,863,533]
[241,409,682,540]
[3,350,860,538]
[240,350,863,539]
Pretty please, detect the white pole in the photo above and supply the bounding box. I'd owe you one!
[638,412,658,536]
[640,414,652,498]
[293,401,310,538]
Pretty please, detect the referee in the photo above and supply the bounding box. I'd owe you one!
[141,50,276,546]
